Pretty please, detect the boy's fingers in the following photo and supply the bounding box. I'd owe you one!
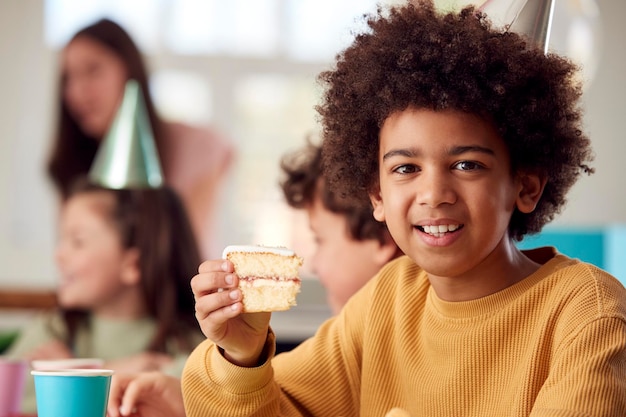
[194,289,242,320]
[191,272,238,298]
[119,378,146,416]
[198,259,233,274]
[107,375,131,417]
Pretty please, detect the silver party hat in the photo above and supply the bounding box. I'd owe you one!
[479,0,555,54]
[88,79,163,189]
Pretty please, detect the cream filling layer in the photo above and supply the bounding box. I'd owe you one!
[239,277,301,288]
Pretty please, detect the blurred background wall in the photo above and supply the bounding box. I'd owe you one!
[0,0,624,292]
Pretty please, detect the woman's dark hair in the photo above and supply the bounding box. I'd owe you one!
[280,140,389,244]
[61,178,200,353]
[47,18,165,199]
[318,0,594,241]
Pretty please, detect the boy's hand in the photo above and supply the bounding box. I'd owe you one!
[191,259,271,367]
[106,371,184,417]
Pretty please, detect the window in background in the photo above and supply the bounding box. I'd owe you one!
[284,0,378,61]
[164,0,281,56]
[231,74,321,246]
[44,0,161,51]
[150,71,214,125]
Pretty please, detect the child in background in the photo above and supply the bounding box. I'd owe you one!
[182,1,626,416]
[105,141,402,417]
[6,178,204,413]
[279,140,402,314]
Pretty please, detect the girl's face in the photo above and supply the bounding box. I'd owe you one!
[62,36,128,138]
[306,195,396,314]
[371,108,542,300]
[55,192,139,315]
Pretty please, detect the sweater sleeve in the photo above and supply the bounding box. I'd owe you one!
[530,315,626,416]
[181,278,375,417]
[530,265,626,416]
[181,330,290,417]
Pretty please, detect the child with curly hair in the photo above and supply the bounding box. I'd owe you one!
[279,140,402,314]
[182,1,626,416]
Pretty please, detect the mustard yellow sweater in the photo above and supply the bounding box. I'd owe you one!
[182,248,626,417]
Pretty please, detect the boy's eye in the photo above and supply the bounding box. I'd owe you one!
[453,161,483,171]
[393,164,418,174]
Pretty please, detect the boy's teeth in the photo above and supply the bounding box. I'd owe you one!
[422,224,459,235]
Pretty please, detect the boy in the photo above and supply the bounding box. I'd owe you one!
[280,141,402,314]
[182,1,626,416]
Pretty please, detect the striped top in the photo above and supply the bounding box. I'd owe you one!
[182,247,626,416]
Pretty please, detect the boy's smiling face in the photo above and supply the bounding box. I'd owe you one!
[371,108,544,300]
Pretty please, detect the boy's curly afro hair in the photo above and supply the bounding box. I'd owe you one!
[318,0,594,241]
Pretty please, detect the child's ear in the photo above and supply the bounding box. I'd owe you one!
[121,247,141,285]
[516,172,547,214]
[369,186,386,222]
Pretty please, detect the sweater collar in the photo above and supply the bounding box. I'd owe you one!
[426,247,574,319]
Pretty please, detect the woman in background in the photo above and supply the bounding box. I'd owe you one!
[47,18,234,258]
[6,178,205,413]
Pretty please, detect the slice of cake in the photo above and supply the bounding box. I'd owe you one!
[223,245,303,312]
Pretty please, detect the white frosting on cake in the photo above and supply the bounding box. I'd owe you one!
[222,244,295,258]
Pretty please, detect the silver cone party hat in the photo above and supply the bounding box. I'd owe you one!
[479,0,555,54]
[89,79,163,189]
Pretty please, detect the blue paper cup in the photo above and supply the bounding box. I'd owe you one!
[31,369,114,417]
